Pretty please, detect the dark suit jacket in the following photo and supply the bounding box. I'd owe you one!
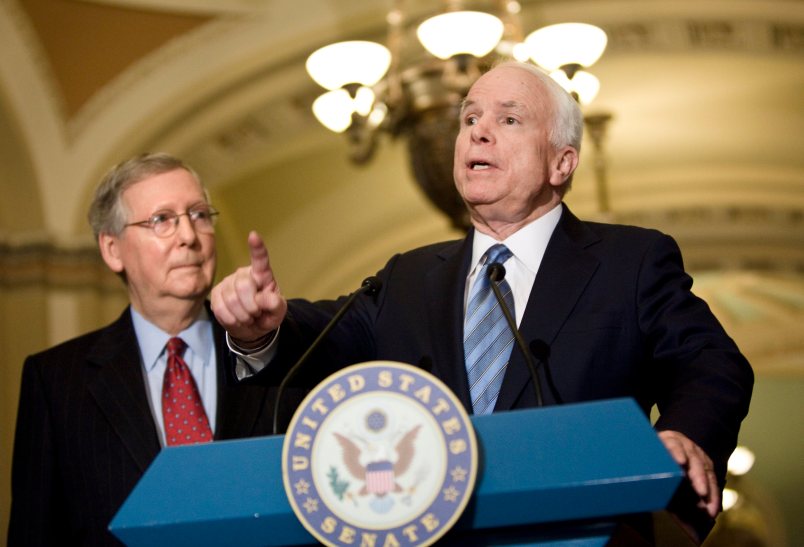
[8,305,294,547]
[266,205,753,519]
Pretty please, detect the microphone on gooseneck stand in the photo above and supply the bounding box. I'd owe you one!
[487,263,544,407]
[272,276,383,435]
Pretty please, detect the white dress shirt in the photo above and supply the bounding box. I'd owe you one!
[131,307,218,446]
[465,204,562,326]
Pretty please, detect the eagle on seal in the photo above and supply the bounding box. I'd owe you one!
[334,424,421,497]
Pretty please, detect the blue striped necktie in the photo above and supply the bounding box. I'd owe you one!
[464,244,515,415]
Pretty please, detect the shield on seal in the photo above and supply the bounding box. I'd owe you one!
[365,461,394,495]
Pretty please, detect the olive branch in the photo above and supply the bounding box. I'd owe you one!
[327,466,350,500]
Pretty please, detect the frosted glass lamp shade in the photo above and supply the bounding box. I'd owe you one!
[306,41,391,90]
[417,11,504,60]
[525,23,607,71]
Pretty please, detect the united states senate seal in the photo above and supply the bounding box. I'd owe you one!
[282,361,478,547]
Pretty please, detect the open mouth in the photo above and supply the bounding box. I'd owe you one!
[470,161,491,170]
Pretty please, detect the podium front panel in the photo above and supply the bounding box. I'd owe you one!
[111,398,682,546]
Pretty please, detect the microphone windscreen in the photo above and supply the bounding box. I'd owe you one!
[529,339,551,361]
[487,263,506,282]
[361,276,382,296]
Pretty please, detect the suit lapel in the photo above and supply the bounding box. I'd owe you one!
[495,206,601,410]
[425,235,474,413]
[86,309,161,472]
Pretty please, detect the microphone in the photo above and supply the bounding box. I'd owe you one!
[487,263,544,407]
[272,276,383,434]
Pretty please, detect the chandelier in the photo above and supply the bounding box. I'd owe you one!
[305,1,608,230]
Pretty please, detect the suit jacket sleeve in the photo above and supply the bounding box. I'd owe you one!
[636,232,753,481]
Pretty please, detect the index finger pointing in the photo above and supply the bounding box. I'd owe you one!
[247,231,271,287]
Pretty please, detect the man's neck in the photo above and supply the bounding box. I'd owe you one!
[130,298,206,335]
[471,201,562,241]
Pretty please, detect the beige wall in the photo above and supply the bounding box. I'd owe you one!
[1,285,47,544]
[0,247,128,543]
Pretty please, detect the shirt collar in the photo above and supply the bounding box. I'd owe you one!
[131,307,212,372]
[470,203,563,275]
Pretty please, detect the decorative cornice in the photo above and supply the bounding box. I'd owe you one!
[605,18,804,55]
[0,240,122,291]
[606,205,804,272]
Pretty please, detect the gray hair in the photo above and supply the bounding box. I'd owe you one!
[493,60,584,152]
[87,152,206,240]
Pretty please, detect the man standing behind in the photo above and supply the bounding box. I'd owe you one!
[9,153,289,546]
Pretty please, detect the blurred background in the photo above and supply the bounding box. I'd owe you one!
[1,1,802,545]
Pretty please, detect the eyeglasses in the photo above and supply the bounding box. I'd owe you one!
[124,205,219,238]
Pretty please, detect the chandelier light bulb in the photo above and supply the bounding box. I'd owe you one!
[417,11,504,60]
[312,89,355,133]
[550,69,601,104]
[506,1,522,15]
[511,42,531,62]
[728,446,756,476]
[306,41,391,90]
[722,488,740,511]
[367,102,388,129]
[352,86,376,117]
[525,23,607,71]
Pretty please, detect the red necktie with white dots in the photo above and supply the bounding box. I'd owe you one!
[162,337,213,446]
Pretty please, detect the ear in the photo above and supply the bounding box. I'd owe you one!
[548,146,579,186]
[98,232,125,274]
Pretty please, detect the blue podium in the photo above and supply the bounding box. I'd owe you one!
[110,398,682,546]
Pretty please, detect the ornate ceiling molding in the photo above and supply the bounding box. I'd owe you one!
[692,270,804,375]
[0,239,121,291]
[605,17,804,55]
[610,205,804,273]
